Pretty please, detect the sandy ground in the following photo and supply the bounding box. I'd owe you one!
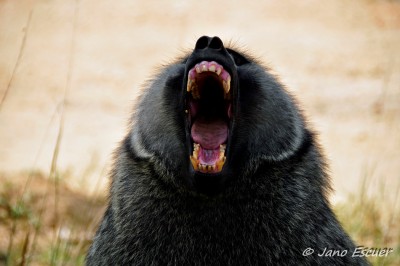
[0,0,399,203]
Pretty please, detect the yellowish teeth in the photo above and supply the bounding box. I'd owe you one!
[216,157,225,171]
[223,80,230,94]
[192,143,200,159]
[190,156,199,171]
[190,143,226,173]
[188,63,231,100]
[187,79,192,92]
[187,62,231,174]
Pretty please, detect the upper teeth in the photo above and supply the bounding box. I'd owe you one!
[187,61,231,97]
[195,66,201,73]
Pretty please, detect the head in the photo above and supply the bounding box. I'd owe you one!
[130,36,305,196]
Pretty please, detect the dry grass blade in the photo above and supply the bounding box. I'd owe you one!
[0,9,33,111]
[19,231,30,266]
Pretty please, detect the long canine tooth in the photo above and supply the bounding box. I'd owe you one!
[192,143,200,159]
[216,157,225,171]
[219,151,225,160]
[216,67,222,76]
[226,84,230,94]
[190,156,199,171]
[187,79,193,92]
[223,80,230,94]
[225,75,231,94]
[195,65,201,73]
[219,144,226,161]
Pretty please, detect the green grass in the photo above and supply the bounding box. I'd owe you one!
[335,177,400,265]
[0,172,105,266]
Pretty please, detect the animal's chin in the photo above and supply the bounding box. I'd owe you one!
[186,60,232,175]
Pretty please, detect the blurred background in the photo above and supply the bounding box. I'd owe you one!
[0,0,399,265]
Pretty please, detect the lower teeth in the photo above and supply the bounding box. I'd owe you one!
[190,143,226,173]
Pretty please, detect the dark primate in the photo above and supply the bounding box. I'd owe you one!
[86,36,369,265]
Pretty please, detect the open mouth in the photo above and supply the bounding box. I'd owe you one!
[187,61,232,174]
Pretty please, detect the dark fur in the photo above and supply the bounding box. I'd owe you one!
[86,37,368,265]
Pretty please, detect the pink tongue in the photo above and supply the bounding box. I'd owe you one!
[191,118,228,149]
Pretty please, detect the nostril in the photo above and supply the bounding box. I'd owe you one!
[209,37,223,50]
[195,36,210,50]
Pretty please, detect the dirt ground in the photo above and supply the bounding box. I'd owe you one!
[1,0,399,200]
